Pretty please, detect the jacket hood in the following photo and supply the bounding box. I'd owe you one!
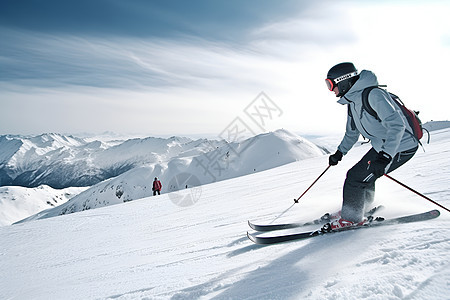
[337,70,378,105]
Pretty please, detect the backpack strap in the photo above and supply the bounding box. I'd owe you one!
[347,105,356,130]
[361,86,381,121]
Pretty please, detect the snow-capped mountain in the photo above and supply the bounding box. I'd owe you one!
[0,185,86,226]
[6,122,448,226]
[18,129,325,222]
[0,133,226,189]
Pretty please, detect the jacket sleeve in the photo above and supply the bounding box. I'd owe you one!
[337,113,360,155]
[368,89,406,157]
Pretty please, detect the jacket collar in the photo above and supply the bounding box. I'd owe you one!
[336,70,378,105]
[337,96,350,105]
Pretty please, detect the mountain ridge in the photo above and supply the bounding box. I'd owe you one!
[0,133,226,188]
[16,129,326,223]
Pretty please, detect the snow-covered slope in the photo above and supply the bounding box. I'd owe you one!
[0,129,448,299]
[19,129,325,222]
[0,185,87,226]
[423,120,450,132]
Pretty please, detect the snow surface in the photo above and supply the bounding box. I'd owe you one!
[423,120,450,132]
[0,128,448,299]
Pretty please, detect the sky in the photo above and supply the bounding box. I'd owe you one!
[1,0,450,139]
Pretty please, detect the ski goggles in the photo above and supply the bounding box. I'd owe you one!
[325,71,358,91]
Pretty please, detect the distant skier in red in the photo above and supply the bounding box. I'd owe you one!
[152,177,162,196]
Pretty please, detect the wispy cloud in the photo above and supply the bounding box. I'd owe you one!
[1,1,449,136]
[0,28,302,91]
[0,1,338,92]
[0,0,305,39]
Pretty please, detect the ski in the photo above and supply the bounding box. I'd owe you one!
[247,209,440,245]
[248,205,383,232]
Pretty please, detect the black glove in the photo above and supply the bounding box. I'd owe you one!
[329,150,343,166]
[369,151,392,177]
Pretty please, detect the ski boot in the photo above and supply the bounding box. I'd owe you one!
[321,216,373,233]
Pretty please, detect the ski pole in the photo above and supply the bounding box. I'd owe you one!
[269,202,296,224]
[270,165,330,224]
[294,165,331,203]
[384,174,450,213]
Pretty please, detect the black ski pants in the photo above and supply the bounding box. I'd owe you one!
[341,146,418,223]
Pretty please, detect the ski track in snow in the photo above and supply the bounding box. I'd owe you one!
[0,129,449,299]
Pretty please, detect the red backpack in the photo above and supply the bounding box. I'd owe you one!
[361,86,423,141]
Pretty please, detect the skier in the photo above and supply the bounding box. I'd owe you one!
[153,177,162,196]
[325,62,419,229]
